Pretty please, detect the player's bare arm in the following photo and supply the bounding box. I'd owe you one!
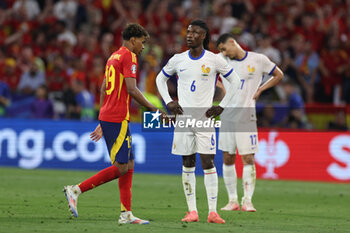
[167,101,184,115]
[124,77,157,112]
[253,66,284,100]
[90,124,103,142]
[155,69,183,115]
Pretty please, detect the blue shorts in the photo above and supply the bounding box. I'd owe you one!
[100,120,134,164]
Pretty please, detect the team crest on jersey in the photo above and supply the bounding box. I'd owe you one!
[131,64,137,74]
[201,65,210,76]
[248,65,255,75]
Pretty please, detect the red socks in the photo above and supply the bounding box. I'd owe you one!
[78,166,134,212]
[119,169,133,211]
[78,166,121,193]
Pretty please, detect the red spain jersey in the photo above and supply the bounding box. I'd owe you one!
[99,47,138,123]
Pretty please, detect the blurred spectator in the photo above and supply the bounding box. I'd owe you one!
[17,59,45,95]
[294,41,320,103]
[87,56,104,106]
[15,46,45,76]
[1,58,21,92]
[218,3,238,35]
[319,36,348,103]
[71,79,95,121]
[57,20,77,46]
[256,34,281,65]
[46,55,69,92]
[0,81,11,116]
[63,87,78,119]
[53,0,78,28]
[100,32,116,60]
[230,0,254,20]
[282,80,308,128]
[13,0,41,20]
[30,85,54,118]
[257,104,279,128]
[327,111,348,131]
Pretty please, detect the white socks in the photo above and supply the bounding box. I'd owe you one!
[182,166,197,212]
[204,167,218,213]
[222,164,238,202]
[242,164,256,203]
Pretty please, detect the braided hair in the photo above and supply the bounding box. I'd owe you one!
[189,20,210,50]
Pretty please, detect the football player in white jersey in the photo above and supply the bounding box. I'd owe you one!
[156,20,241,224]
[216,33,284,212]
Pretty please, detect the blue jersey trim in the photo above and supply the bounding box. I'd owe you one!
[223,68,234,78]
[162,69,172,78]
[188,49,205,60]
[268,65,277,75]
[235,51,248,61]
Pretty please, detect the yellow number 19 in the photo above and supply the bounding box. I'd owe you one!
[126,136,131,148]
[105,65,116,95]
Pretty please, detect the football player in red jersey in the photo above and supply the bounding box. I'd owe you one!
[64,23,161,224]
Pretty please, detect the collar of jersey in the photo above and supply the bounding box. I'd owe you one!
[121,46,129,52]
[234,51,248,61]
[188,49,205,60]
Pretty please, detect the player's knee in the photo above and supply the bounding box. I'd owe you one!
[242,154,255,165]
[183,155,196,167]
[201,159,214,170]
[223,152,236,165]
[113,162,128,176]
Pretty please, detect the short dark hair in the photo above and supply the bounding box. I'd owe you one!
[122,23,149,41]
[189,20,210,50]
[216,33,235,48]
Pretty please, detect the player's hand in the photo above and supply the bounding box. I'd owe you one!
[90,124,103,142]
[167,101,184,115]
[253,88,262,100]
[206,106,224,118]
[160,110,170,122]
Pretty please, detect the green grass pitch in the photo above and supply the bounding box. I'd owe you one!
[0,167,349,233]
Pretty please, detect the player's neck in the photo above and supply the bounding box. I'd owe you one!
[235,48,246,60]
[122,41,133,53]
[189,46,204,58]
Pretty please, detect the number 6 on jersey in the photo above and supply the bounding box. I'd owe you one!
[191,80,196,92]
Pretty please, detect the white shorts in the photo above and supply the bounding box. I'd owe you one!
[218,121,258,155]
[172,131,216,155]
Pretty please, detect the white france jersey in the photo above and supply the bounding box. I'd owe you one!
[220,51,276,121]
[162,49,234,108]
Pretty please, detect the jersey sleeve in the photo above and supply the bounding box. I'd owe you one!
[215,54,234,78]
[161,55,177,78]
[260,54,276,76]
[122,51,138,78]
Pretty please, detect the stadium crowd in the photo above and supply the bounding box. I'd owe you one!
[0,0,349,129]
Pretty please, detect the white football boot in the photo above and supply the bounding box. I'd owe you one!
[118,211,149,224]
[63,185,81,217]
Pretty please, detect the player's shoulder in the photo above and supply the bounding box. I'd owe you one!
[248,51,269,61]
[204,50,221,60]
[214,52,229,63]
[107,47,130,63]
[204,50,227,65]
